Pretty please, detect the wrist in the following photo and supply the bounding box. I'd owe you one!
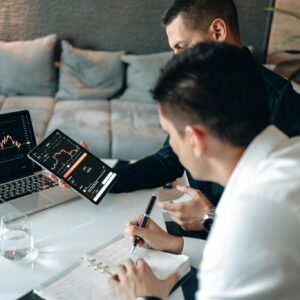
[164,234,183,254]
[201,206,216,232]
[203,201,213,215]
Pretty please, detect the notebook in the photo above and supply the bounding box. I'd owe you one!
[29,235,191,300]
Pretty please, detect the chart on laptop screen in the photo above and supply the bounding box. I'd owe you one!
[0,112,37,179]
[30,130,117,202]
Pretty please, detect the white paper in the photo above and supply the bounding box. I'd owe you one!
[36,236,190,300]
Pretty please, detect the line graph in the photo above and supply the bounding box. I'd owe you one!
[0,134,23,151]
[52,147,79,170]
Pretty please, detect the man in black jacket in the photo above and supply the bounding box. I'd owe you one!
[109,0,300,234]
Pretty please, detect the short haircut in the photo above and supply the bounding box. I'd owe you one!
[162,0,240,37]
[153,42,270,147]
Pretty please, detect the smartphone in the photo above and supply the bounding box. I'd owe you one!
[28,129,118,205]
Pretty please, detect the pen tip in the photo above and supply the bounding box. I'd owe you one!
[130,245,135,254]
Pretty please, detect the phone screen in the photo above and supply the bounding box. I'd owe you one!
[28,130,118,204]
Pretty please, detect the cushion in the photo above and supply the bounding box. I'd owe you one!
[56,41,124,100]
[0,35,57,96]
[45,100,111,158]
[0,96,5,108]
[120,52,173,102]
[110,99,166,160]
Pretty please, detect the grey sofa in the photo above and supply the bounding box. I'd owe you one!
[0,36,171,160]
[0,0,274,160]
[0,95,167,160]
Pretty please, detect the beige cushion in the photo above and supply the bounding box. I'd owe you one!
[111,99,166,160]
[0,96,5,108]
[46,100,111,158]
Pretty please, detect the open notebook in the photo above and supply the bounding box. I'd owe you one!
[32,235,191,300]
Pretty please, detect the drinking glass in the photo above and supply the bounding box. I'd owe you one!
[0,211,34,261]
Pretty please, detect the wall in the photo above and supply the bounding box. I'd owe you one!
[267,0,300,81]
[268,0,300,53]
[0,0,273,62]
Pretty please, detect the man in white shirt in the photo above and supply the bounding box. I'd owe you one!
[108,42,300,300]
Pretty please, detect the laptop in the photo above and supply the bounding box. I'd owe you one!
[0,110,77,217]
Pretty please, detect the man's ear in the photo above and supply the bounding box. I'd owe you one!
[185,125,206,158]
[208,18,227,42]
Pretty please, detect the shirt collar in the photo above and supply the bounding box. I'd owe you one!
[217,126,288,213]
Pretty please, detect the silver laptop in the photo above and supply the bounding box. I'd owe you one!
[0,110,77,217]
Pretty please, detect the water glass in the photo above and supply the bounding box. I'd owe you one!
[0,211,34,261]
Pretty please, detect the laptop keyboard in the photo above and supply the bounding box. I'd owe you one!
[0,174,58,203]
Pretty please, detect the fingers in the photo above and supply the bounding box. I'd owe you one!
[157,202,186,221]
[116,264,127,280]
[48,173,71,190]
[125,221,155,246]
[170,215,191,229]
[124,259,136,272]
[80,140,89,151]
[128,225,149,241]
[128,215,144,226]
[125,223,145,247]
[138,239,144,247]
[108,274,119,287]
[126,214,144,230]
[156,201,178,212]
[135,258,150,272]
[176,185,202,198]
[58,179,71,190]
[49,174,58,183]
[108,259,135,287]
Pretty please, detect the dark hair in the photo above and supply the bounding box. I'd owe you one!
[162,0,240,37]
[153,42,270,147]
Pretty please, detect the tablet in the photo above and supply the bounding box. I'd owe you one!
[28,129,118,205]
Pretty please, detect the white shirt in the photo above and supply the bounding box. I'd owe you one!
[189,126,300,300]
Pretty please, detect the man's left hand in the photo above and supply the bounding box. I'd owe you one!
[108,258,178,300]
[157,185,212,231]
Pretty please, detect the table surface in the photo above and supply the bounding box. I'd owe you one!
[0,187,184,300]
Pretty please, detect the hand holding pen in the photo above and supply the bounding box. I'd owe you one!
[130,193,157,254]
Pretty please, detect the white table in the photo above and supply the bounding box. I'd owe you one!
[0,190,184,300]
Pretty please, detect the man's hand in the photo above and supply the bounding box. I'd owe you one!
[108,258,178,300]
[48,141,89,190]
[157,185,212,231]
[125,217,183,254]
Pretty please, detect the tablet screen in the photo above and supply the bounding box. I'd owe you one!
[28,130,118,204]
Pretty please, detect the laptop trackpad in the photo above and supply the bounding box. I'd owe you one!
[41,186,77,203]
[10,193,53,214]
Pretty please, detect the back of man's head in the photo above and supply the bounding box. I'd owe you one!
[153,42,270,147]
[162,0,240,37]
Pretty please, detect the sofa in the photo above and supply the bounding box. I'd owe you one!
[0,36,173,160]
[0,0,275,160]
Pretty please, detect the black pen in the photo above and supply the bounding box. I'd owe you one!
[130,193,157,254]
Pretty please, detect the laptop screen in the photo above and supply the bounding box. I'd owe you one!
[0,110,41,182]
